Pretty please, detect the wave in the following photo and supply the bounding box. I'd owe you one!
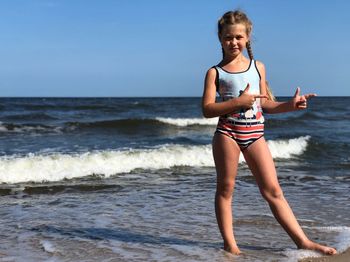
[267,136,309,158]
[2,113,57,121]
[265,111,350,128]
[68,117,218,130]
[0,122,62,134]
[155,117,218,127]
[66,118,163,130]
[1,116,320,134]
[0,136,309,184]
[0,117,217,134]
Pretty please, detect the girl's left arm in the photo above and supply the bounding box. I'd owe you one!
[256,61,317,114]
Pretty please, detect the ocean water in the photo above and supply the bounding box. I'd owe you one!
[0,97,349,262]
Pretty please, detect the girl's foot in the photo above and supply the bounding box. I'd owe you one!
[224,244,242,255]
[299,240,337,255]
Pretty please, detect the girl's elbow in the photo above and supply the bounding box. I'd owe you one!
[202,110,211,118]
[202,107,213,118]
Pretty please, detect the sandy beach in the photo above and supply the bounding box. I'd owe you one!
[300,248,350,262]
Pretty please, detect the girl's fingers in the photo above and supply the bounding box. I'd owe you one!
[304,93,317,99]
[293,87,301,97]
[243,83,250,93]
[254,95,269,99]
[296,100,307,109]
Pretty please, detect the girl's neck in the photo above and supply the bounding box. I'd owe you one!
[221,54,248,67]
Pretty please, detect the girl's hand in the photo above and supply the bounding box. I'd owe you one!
[291,87,317,110]
[238,84,268,109]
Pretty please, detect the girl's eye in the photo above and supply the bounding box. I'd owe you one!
[224,36,244,41]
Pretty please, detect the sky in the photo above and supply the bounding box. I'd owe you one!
[0,0,349,97]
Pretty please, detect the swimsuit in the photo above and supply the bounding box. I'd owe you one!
[214,60,265,150]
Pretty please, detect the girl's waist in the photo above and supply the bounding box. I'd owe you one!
[218,115,265,125]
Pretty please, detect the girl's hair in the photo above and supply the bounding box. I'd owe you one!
[265,81,276,101]
[218,10,276,101]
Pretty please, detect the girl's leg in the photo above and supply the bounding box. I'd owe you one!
[242,137,336,255]
[212,133,241,254]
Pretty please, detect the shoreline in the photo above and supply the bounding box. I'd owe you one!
[299,248,350,262]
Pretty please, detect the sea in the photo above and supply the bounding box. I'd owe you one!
[0,97,349,262]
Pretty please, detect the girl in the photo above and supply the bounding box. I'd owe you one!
[202,10,337,256]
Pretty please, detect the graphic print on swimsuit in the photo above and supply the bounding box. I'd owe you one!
[215,60,264,123]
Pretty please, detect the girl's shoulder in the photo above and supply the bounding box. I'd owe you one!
[255,60,265,70]
[206,64,221,77]
[254,60,267,80]
[205,66,219,83]
[206,66,217,75]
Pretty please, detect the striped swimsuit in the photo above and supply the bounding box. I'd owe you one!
[214,60,265,150]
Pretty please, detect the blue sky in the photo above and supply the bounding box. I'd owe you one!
[1,0,349,97]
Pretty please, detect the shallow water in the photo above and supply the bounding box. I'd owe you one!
[0,97,349,261]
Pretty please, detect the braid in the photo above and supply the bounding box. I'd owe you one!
[246,39,276,101]
[265,81,276,102]
[246,41,254,60]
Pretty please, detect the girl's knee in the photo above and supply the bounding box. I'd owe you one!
[216,181,235,199]
[260,185,284,202]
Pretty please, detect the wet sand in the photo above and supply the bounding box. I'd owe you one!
[300,248,350,262]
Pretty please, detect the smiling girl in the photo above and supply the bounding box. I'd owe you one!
[202,10,337,256]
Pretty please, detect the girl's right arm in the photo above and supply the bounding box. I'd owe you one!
[201,68,260,118]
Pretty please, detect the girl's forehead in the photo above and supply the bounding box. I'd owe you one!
[221,24,248,35]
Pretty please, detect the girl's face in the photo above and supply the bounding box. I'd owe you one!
[219,23,249,58]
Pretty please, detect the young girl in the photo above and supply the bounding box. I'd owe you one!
[202,10,337,256]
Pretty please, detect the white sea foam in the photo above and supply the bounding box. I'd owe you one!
[267,135,310,159]
[40,240,56,253]
[0,122,62,133]
[0,136,309,184]
[155,117,218,126]
[282,226,350,261]
[0,122,8,132]
[316,226,350,252]
[0,144,212,184]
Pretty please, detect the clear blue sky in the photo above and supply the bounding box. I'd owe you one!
[1,0,349,97]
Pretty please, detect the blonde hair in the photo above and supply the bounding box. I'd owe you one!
[218,10,275,101]
[265,81,276,101]
[218,10,252,40]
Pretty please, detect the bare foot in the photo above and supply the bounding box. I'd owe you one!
[299,240,337,255]
[224,244,242,255]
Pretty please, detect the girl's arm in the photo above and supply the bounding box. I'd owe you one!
[262,88,317,114]
[256,61,316,114]
[201,68,267,118]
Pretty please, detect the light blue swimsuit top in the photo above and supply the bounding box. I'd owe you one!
[215,60,264,123]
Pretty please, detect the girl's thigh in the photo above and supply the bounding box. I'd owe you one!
[212,133,241,184]
[242,137,279,189]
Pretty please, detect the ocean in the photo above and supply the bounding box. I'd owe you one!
[0,97,349,262]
